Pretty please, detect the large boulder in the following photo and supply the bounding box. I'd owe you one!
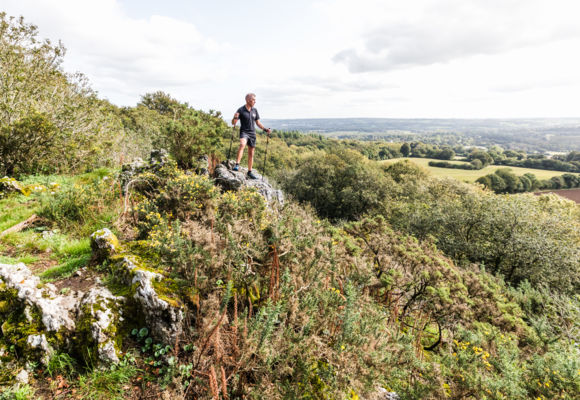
[0,263,125,367]
[114,256,184,344]
[214,162,284,205]
[76,287,125,364]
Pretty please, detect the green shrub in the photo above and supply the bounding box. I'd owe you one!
[38,174,122,235]
[0,384,36,400]
[282,150,396,221]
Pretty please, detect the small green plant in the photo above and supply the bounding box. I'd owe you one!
[47,352,76,378]
[0,384,36,400]
[77,355,139,400]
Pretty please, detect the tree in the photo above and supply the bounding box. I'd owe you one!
[468,150,493,167]
[388,179,580,293]
[0,12,120,175]
[0,112,57,175]
[494,168,522,193]
[139,91,184,118]
[436,148,455,160]
[282,150,396,221]
[400,142,410,157]
[157,107,227,169]
[470,159,483,169]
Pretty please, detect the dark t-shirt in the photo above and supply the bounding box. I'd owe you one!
[237,106,260,135]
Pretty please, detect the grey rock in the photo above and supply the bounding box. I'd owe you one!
[15,369,29,384]
[119,256,184,344]
[149,149,170,170]
[90,228,120,261]
[214,164,244,191]
[119,157,147,194]
[196,155,210,176]
[364,388,400,400]
[214,163,284,205]
[0,262,127,367]
[27,334,54,365]
[119,149,169,194]
[78,287,124,364]
[0,263,77,332]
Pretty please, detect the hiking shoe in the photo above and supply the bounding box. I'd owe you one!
[247,170,258,179]
[232,163,239,171]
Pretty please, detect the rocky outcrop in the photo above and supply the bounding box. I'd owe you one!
[0,263,77,333]
[114,256,183,345]
[76,287,125,364]
[0,263,124,366]
[119,149,170,194]
[89,230,184,345]
[214,161,284,205]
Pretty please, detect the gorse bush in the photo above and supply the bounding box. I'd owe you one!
[38,171,122,236]
[107,158,578,399]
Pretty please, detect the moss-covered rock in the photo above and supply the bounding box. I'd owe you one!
[90,228,120,261]
[89,227,185,345]
[0,262,128,368]
[75,287,125,365]
[110,256,184,344]
[0,177,28,197]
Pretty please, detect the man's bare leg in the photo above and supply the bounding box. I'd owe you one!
[247,146,255,171]
[236,138,247,164]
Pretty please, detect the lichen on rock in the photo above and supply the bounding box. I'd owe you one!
[214,162,284,205]
[110,255,184,345]
[0,262,126,368]
[76,287,125,364]
[90,228,120,261]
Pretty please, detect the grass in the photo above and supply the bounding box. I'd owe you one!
[0,197,38,232]
[77,357,139,400]
[381,157,577,182]
[0,254,39,265]
[1,180,93,278]
[39,253,91,281]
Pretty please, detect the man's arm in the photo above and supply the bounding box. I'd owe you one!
[232,113,239,126]
[256,120,271,134]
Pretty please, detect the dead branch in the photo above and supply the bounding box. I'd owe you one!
[0,214,38,238]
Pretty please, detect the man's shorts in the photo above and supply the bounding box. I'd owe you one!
[240,132,257,148]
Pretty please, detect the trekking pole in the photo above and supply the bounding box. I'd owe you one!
[227,124,236,163]
[262,130,270,181]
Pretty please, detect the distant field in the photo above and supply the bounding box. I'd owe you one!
[535,188,580,203]
[381,158,576,183]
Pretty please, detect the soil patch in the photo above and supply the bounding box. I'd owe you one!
[52,269,100,294]
[535,188,580,203]
[0,245,59,274]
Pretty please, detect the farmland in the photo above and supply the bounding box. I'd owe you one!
[381,157,575,182]
[536,188,580,203]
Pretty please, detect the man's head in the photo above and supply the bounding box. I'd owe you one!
[245,93,256,107]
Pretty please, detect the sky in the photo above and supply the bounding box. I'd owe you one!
[3,0,580,119]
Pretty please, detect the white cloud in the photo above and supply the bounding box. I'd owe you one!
[3,0,232,105]
[2,0,580,118]
[325,0,580,73]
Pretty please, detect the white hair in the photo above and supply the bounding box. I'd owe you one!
[245,93,256,101]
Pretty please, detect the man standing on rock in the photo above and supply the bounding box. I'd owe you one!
[232,93,271,179]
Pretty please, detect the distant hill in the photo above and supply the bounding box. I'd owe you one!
[261,118,580,152]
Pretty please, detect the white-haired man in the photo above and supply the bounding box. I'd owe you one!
[232,93,271,179]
